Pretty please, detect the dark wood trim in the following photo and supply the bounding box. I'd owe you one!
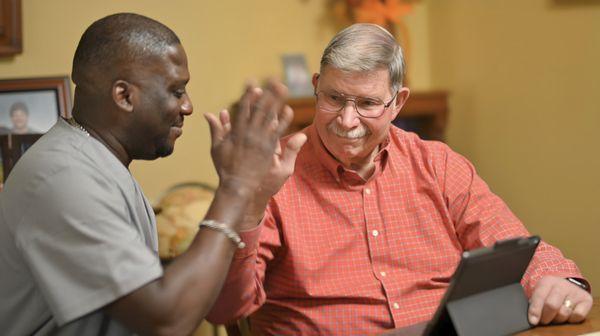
[0,134,42,182]
[0,0,22,57]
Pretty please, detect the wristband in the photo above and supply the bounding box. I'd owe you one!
[566,277,590,292]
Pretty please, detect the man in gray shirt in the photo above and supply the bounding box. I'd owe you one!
[0,13,306,336]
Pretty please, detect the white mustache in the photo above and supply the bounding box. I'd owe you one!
[327,122,370,139]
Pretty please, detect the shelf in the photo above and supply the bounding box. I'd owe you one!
[287,91,449,142]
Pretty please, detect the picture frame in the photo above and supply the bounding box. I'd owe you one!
[0,76,72,185]
[0,76,72,135]
[282,54,314,98]
[0,0,23,57]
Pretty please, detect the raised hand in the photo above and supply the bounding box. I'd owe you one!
[206,81,289,189]
[242,132,307,230]
[205,80,298,209]
[205,81,307,230]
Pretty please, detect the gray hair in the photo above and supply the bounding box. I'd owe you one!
[320,23,405,91]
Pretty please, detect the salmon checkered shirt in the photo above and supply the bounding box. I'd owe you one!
[207,125,583,335]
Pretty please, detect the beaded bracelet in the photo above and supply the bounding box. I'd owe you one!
[199,219,246,249]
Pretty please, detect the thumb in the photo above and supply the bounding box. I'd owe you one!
[280,132,307,169]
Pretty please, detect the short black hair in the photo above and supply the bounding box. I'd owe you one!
[72,13,181,85]
[9,102,28,117]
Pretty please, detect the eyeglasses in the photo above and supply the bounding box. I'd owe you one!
[315,90,398,118]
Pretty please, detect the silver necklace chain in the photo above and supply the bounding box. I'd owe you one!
[66,117,90,137]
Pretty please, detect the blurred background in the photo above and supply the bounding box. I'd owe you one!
[1,0,598,310]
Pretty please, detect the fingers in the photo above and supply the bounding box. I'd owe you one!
[529,278,552,325]
[235,85,262,135]
[250,80,288,133]
[219,109,231,133]
[553,298,573,324]
[538,286,568,324]
[274,141,282,157]
[234,80,288,137]
[249,88,278,131]
[275,105,294,137]
[204,112,225,146]
[232,80,290,141]
[568,296,593,323]
[530,276,594,326]
[280,132,308,170]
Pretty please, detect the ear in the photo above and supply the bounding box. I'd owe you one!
[389,87,410,120]
[112,80,134,113]
[312,73,320,92]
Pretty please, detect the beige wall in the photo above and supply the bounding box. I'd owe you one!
[429,0,600,286]
[0,1,431,201]
[1,0,597,288]
[0,0,340,198]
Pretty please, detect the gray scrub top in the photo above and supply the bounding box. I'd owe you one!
[0,119,163,335]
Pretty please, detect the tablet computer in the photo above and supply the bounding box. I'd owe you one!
[423,235,540,336]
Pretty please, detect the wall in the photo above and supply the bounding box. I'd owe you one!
[0,2,431,202]
[0,0,335,198]
[429,0,600,287]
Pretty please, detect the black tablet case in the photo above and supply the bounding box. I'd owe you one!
[423,236,540,336]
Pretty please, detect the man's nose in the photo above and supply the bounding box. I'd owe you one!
[181,96,193,115]
[338,100,360,129]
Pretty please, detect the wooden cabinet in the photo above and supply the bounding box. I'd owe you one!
[286,97,317,135]
[287,91,449,142]
[0,134,42,183]
[0,0,22,57]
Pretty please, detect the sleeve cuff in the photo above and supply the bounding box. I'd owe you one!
[235,220,264,259]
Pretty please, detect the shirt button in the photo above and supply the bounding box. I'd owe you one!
[393,302,400,309]
[365,188,371,195]
[380,271,387,277]
[372,230,379,237]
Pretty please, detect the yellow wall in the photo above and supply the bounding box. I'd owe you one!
[1,0,597,290]
[429,0,600,286]
[0,0,338,198]
[0,1,430,201]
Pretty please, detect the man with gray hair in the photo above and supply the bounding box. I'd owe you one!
[207,23,592,335]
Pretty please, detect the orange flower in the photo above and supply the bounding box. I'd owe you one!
[348,0,413,25]
[383,0,412,23]
[354,0,387,25]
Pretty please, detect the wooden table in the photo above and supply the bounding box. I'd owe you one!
[383,299,600,335]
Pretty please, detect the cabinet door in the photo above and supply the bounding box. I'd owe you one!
[0,0,22,57]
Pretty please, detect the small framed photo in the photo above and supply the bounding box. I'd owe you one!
[282,54,314,98]
[0,76,72,135]
[0,76,71,186]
